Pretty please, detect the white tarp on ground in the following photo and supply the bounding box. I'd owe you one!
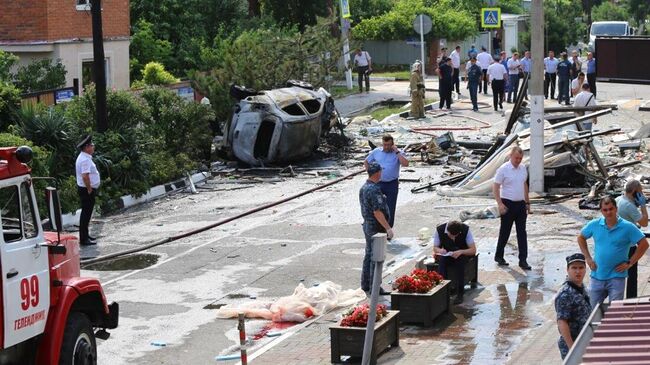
[439,121,582,197]
[215,281,366,322]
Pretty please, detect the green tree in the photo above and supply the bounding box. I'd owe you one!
[0,82,21,131]
[352,0,477,41]
[14,59,67,93]
[261,0,330,30]
[347,0,394,24]
[0,50,18,82]
[520,0,587,53]
[592,1,630,22]
[130,0,246,75]
[132,62,179,87]
[626,0,649,29]
[129,20,173,83]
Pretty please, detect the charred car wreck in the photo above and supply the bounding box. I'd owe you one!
[222,80,340,166]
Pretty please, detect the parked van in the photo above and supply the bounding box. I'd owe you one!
[588,21,633,51]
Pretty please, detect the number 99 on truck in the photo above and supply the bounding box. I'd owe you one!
[0,146,118,365]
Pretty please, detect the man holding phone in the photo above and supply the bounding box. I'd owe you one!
[615,180,648,298]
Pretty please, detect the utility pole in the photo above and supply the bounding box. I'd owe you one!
[529,0,544,193]
[90,0,108,132]
[340,0,353,90]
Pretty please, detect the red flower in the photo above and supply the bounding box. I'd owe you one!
[395,268,443,293]
[340,304,388,327]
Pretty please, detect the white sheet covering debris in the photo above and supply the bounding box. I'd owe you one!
[215,281,366,322]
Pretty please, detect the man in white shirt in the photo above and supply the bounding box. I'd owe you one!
[487,56,507,111]
[450,45,461,98]
[571,72,585,97]
[544,51,559,99]
[573,83,597,130]
[506,52,522,103]
[477,47,492,94]
[75,135,101,246]
[353,48,372,93]
[493,146,531,269]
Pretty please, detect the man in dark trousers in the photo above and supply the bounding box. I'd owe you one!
[466,56,482,112]
[615,179,648,298]
[359,162,393,295]
[557,52,572,105]
[586,52,597,97]
[437,57,453,109]
[493,146,531,269]
[75,135,100,246]
[433,220,477,304]
[364,135,409,228]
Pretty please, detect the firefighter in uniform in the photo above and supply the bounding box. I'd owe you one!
[409,61,425,118]
[358,162,393,295]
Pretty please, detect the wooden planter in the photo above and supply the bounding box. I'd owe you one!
[330,310,400,364]
[390,280,451,327]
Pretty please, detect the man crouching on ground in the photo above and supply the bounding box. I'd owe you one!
[555,253,592,359]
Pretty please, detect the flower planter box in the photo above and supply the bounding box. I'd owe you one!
[390,280,451,327]
[329,310,400,364]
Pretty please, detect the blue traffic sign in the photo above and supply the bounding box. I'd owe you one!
[481,8,501,28]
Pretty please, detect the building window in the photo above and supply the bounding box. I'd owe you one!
[82,59,110,92]
[76,0,90,11]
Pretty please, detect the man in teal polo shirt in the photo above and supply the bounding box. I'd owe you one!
[578,196,648,308]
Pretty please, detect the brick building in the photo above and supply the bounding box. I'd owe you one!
[0,0,130,92]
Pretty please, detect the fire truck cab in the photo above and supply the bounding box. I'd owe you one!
[0,146,118,365]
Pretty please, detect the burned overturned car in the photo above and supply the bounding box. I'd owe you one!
[221,80,340,166]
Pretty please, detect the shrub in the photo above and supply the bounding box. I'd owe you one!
[14,59,67,93]
[136,62,179,87]
[0,82,21,131]
[13,104,77,179]
[0,50,18,82]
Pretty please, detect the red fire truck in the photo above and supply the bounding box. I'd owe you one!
[0,146,118,365]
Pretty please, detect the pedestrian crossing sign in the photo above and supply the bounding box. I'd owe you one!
[481,8,501,28]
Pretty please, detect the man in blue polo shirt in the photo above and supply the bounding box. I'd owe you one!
[577,196,649,307]
[364,134,409,228]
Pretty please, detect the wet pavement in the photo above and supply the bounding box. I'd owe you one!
[83,81,650,365]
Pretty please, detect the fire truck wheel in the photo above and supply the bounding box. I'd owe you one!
[59,312,97,365]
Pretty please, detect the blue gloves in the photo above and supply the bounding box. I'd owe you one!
[636,192,647,207]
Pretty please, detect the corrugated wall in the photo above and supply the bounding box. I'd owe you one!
[363,32,491,66]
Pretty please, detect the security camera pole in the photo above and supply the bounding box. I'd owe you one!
[90,0,108,132]
[361,233,387,365]
[529,0,544,192]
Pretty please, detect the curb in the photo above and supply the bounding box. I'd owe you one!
[62,171,210,228]
[640,101,650,112]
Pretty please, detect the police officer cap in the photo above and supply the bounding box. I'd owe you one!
[77,135,93,150]
[566,253,586,266]
[367,162,382,175]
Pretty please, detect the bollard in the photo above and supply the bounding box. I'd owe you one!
[361,233,387,365]
[238,312,248,365]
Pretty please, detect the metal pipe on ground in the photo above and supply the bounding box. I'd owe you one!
[81,168,366,266]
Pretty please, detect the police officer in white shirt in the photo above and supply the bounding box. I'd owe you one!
[353,48,372,93]
[487,57,507,111]
[544,51,560,99]
[450,45,461,98]
[477,47,492,94]
[75,135,101,246]
[493,146,531,270]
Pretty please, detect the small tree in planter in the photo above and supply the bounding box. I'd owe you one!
[330,304,399,364]
[391,268,450,327]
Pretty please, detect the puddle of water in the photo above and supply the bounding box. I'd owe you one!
[84,253,159,271]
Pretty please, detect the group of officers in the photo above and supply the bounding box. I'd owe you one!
[407,45,598,119]
[359,140,649,358]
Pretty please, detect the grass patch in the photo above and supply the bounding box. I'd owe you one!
[329,85,358,99]
[372,71,411,80]
[370,98,437,121]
